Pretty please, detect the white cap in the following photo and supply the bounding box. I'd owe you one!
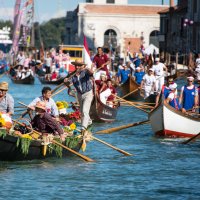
[187,76,194,80]
[149,68,154,72]
[155,57,160,62]
[169,83,177,90]
[136,67,141,71]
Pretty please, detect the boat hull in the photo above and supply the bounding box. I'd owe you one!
[0,134,82,161]
[149,101,200,138]
[90,95,118,123]
[118,76,156,103]
[11,75,35,84]
[38,76,65,85]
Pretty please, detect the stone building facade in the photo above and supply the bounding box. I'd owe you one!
[159,0,200,55]
[65,0,168,56]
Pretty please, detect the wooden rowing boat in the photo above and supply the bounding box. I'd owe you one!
[90,94,119,123]
[149,101,200,138]
[0,134,82,161]
[38,75,66,85]
[10,74,35,84]
[117,76,156,103]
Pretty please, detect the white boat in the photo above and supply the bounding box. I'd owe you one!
[149,101,200,138]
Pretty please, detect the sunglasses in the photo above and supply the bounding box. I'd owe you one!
[187,80,193,82]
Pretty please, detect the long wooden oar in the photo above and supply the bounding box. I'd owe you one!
[96,120,150,134]
[115,95,149,113]
[182,132,200,144]
[51,70,77,94]
[121,88,139,99]
[51,86,68,97]
[13,120,94,162]
[51,82,65,94]
[91,135,132,156]
[77,129,132,156]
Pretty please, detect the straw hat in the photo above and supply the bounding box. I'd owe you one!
[71,59,86,66]
[35,101,46,111]
[0,82,8,91]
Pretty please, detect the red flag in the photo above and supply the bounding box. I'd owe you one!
[83,35,92,69]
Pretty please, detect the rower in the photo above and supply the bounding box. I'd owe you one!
[166,83,181,110]
[179,76,198,113]
[152,57,167,93]
[140,68,156,99]
[155,77,174,107]
[64,59,94,134]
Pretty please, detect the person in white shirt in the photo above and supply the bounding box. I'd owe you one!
[17,51,25,66]
[140,68,156,99]
[152,57,167,93]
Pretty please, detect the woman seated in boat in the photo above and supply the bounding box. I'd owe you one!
[133,66,145,85]
[116,63,131,84]
[23,67,34,79]
[95,73,111,105]
[51,71,58,81]
[106,79,117,107]
[31,101,63,136]
[179,76,198,113]
[165,83,181,110]
[16,65,23,79]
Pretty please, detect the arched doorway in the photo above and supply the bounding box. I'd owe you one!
[104,29,117,52]
[149,30,159,48]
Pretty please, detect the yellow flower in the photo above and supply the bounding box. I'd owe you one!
[69,123,76,130]
[56,101,65,110]
[21,134,32,140]
[62,101,68,108]
[0,118,5,127]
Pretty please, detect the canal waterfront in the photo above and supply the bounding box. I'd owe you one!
[0,76,200,200]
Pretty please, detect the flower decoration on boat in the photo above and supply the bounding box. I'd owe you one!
[0,113,5,127]
[69,123,76,130]
[56,101,69,110]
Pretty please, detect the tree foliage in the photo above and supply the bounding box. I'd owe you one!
[35,17,66,50]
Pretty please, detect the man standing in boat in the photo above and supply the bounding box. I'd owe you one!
[92,47,110,78]
[0,82,14,115]
[152,57,167,93]
[64,60,94,134]
[140,68,156,99]
[179,76,198,113]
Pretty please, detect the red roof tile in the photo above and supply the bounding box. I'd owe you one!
[83,4,169,15]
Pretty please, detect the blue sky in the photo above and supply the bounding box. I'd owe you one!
[0,0,176,23]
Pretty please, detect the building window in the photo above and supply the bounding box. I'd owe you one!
[86,0,94,3]
[106,0,115,4]
[104,29,117,51]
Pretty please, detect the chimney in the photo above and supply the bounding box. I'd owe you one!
[170,0,174,7]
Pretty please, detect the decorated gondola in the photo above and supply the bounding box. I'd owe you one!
[0,133,83,161]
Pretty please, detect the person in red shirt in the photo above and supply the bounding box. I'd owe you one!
[93,47,110,77]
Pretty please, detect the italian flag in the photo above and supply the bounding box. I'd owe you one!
[83,35,92,69]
